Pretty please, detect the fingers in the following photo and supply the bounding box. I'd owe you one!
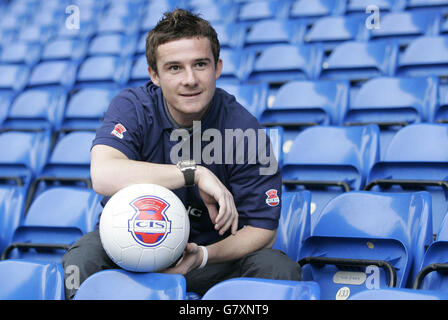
[214,191,238,236]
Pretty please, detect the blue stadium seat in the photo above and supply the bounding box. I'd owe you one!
[273,191,311,262]
[289,0,346,20]
[41,38,88,63]
[282,125,380,228]
[0,64,29,93]
[413,213,448,291]
[0,130,51,188]
[0,185,26,256]
[319,40,398,82]
[193,3,238,24]
[212,22,245,49]
[304,16,365,50]
[344,76,439,156]
[260,79,349,140]
[243,19,305,51]
[88,33,138,57]
[76,55,132,88]
[345,0,406,13]
[16,24,54,44]
[202,278,320,300]
[41,130,96,180]
[238,0,289,23]
[349,288,448,300]
[2,87,67,131]
[397,36,448,78]
[217,80,269,118]
[219,48,252,83]
[129,54,150,86]
[369,11,440,45]
[27,60,77,90]
[366,123,448,238]
[62,87,117,130]
[74,270,186,300]
[248,43,323,83]
[0,90,14,125]
[299,191,433,300]
[406,0,448,11]
[95,13,139,35]
[0,259,64,300]
[0,41,41,66]
[3,186,101,262]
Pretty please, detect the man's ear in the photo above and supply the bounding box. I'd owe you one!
[215,58,223,80]
[148,66,160,86]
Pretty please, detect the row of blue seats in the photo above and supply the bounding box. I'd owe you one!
[2,189,448,300]
[2,9,448,52]
[2,0,448,32]
[2,35,448,98]
[1,123,448,256]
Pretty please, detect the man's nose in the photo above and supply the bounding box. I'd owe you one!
[182,68,198,87]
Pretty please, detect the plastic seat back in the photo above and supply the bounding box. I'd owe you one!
[202,278,320,300]
[74,270,186,300]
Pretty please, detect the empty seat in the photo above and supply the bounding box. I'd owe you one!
[193,3,238,24]
[282,125,380,227]
[344,76,438,155]
[238,0,289,22]
[28,60,77,90]
[217,81,269,118]
[320,40,398,81]
[413,213,448,291]
[0,64,29,93]
[243,19,305,51]
[74,270,186,300]
[76,55,132,88]
[219,48,252,83]
[290,0,346,20]
[62,88,117,130]
[304,16,364,50]
[273,191,311,262]
[349,288,448,300]
[0,260,64,300]
[260,79,349,140]
[369,11,440,45]
[202,278,320,300]
[397,36,448,77]
[0,185,26,256]
[41,38,88,62]
[95,14,139,35]
[2,87,67,131]
[366,123,448,237]
[299,191,433,300]
[0,42,41,66]
[129,54,150,85]
[212,22,245,49]
[3,186,101,262]
[248,44,323,83]
[88,33,137,57]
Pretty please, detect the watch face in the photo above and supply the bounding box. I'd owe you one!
[179,160,196,170]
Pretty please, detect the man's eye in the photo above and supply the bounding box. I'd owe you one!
[169,65,180,71]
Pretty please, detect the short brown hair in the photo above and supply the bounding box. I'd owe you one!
[145,9,220,74]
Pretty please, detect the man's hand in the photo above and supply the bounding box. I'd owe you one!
[195,166,238,236]
[162,243,203,275]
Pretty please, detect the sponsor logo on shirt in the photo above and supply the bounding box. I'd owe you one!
[111,123,126,139]
[265,189,279,207]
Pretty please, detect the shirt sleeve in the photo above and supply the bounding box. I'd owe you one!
[227,126,282,231]
[92,91,147,161]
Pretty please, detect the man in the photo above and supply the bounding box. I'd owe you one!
[62,9,300,299]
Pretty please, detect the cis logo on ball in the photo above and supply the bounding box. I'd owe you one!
[127,196,172,247]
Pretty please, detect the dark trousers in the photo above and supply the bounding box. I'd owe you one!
[62,229,302,299]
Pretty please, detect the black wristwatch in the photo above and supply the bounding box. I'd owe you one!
[177,159,197,187]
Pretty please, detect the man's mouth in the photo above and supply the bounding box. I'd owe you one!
[180,92,201,97]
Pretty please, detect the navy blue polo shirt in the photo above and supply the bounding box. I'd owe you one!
[92,81,281,246]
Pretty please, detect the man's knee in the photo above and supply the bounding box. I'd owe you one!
[62,230,117,299]
[239,248,302,281]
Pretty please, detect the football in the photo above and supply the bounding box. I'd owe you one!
[99,183,189,272]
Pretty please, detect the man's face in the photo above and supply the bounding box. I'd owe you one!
[148,37,222,127]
